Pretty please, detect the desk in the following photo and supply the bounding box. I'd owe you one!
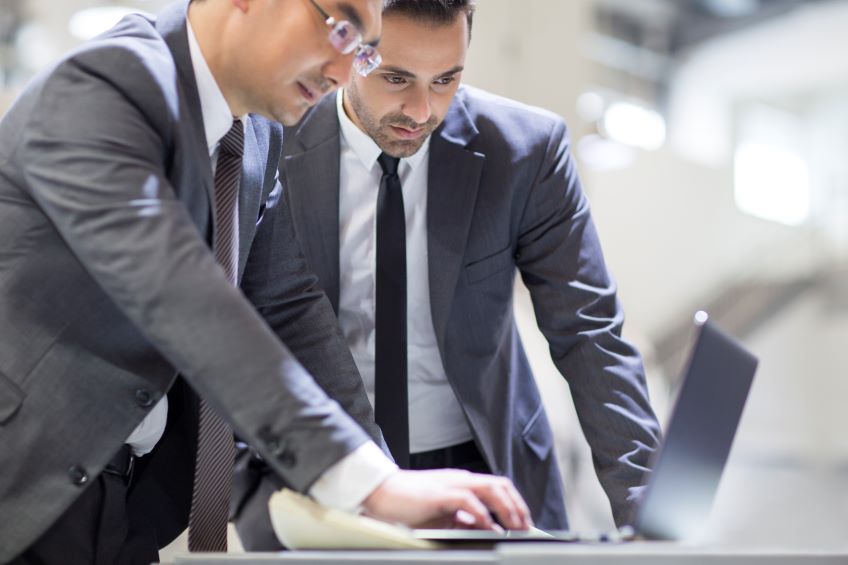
[166,551,492,564]
[165,544,848,565]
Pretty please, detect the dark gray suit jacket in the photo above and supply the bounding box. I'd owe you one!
[280,87,662,530]
[0,3,383,560]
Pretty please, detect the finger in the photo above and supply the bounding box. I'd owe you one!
[441,490,495,530]
[453,509,477,528]
[499,478,533,528]
[469,478,523,530]
[452,510,505,532]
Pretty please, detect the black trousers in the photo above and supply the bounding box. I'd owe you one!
[11,448,159,565]
[409,440,491,474]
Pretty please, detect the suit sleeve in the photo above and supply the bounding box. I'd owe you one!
[18,46,371,493]
[229,153,391,551]
[515,118,662,526]
[240,176,387,450]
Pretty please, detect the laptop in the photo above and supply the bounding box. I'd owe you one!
[415,311,759,544]
[267,312,758,549]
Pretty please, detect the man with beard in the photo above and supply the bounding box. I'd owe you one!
[0,0,533,563]
[233,0,661,550]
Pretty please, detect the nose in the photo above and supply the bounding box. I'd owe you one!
[322,50,357,90]
[402,86,432,125]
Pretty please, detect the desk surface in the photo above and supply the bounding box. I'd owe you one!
[164,543,848,565]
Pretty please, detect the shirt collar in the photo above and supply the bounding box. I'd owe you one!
[336,89,430,172]
[186,19,243,155]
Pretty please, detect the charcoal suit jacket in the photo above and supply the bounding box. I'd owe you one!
[234,86,661,543]
[0,2,383,560]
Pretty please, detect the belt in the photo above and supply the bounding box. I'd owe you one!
[103,444,135,484]
[409,440,488,470]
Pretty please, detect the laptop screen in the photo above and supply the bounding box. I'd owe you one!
[635,313,758,541]
[410,313,758,546]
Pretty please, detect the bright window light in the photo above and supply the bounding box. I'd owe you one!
[602,101,666,151]
[734,143,810,226]
[734,105,810,227]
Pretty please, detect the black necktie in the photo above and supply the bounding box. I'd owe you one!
[187,119,243,552]
[375,153,410,468]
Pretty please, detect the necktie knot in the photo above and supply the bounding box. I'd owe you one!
[219,118,244,157]
[377,152,400,177]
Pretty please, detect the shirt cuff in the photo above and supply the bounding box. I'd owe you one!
[308,441,398,512]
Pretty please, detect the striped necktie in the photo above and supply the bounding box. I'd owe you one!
[187,118,243,552]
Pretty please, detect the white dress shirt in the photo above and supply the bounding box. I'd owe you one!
[336,90,473,454]
[126,21,395,511]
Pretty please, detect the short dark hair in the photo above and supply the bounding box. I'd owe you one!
[382,0,475,39]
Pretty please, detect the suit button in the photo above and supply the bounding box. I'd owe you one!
[135,389,154,407]
[278,450,296,469]
[266,438,284,456]
[68,465,88,486]
[257,426,291,462]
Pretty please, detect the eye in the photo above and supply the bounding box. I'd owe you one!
[383,74,408,85]
[434,76,456,86]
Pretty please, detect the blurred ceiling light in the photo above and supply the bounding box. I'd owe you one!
[602,101,666,151]
[577,91,605,123]
[577,134,637,172]
[734,143,810,226]
[702,0,760,18]
[583,33,669,82]
[69,6,139,41]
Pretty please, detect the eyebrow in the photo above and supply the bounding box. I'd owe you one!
[378,66,416,79]
[336,2,363,29]
[435,66,465,79]
[378,65,465,80]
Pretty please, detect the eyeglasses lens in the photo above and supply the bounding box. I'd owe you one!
[353,46,381,77]
[329,21,359,54]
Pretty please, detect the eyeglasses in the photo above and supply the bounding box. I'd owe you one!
[307,0,382,77]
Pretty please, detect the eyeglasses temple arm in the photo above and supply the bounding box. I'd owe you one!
[306,0,334,24]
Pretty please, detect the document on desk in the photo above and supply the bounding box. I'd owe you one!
[268,489,439,549]
[268,489,557,550]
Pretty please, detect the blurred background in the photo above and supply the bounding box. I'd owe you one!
[1,0,846,553]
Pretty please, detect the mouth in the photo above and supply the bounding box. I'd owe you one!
[389,125,426,140]
[297,81,319,105]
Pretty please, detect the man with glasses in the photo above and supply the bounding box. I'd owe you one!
[0,0,531,563]
[234,0,662,549]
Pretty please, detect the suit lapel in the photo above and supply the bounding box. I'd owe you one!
[283,96,342,310]
[427,93,484,345]
[283,90,484,333]
[156,1,215,236]
[237,118,263,280]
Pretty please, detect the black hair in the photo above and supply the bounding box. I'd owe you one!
[382,0,475,38]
